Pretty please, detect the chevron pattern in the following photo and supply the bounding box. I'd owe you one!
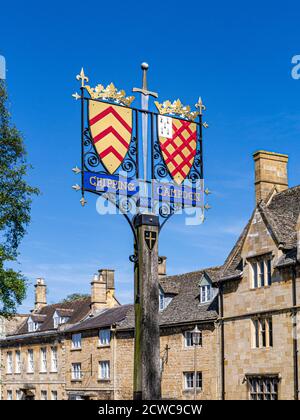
[159,118,197,185]
[88,102,133,174]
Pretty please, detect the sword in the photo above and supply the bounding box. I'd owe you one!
[133,63,158,182]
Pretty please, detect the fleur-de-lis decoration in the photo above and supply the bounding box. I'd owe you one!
[76,68,89,88]
[195,97,206,115]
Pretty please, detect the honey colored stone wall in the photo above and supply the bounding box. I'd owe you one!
[115,325,218,400]
[223,209,293,319]
[223,314,295,400]
[65,329,116,400]
[0,339,66,400]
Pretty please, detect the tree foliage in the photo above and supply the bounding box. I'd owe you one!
[61,293,90,303]
[0,80,39,316]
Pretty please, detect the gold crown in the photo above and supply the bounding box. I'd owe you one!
[85,83,135,107]
[75,68,135,106]
[154,99,199,121]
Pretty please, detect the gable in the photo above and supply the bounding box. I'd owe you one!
[241,208,278,260]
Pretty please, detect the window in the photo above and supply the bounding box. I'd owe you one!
[184,331,202,347]
[15,351,21,374]
[71,363,82,380]
[53,311,70,329]
[159,288,165,311]
[99,361,110,380]
[251,258,272,289]
[252,318,273,348]
[249,377,278,400]
[27,349,34,373]
[41,390,47,400]
[267,259,272,286]
[183,372,202,390]
[40,347,47,373]
[51,391,58,400]
[72,333,82,349]
[51,347,58,372]
[99,329,111,346]
[16,390,23,400]
[28,318,40,332]
[7,390,13,400]
[53,313,60,329]
[200,285,211,303]
[6,352,13,374]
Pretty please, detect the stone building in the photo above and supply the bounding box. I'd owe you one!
[0,149,299,400]
[215,151,300,400]
[0,271,119,400]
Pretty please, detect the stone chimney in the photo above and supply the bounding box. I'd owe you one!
[90,269,116,312]
[90,272,107,312]
[158,256,167,277]
[34,278,47,311]
[253,150,288,204]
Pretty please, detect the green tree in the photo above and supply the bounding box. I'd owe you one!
[61,293,90,303]
[0,80,39,317]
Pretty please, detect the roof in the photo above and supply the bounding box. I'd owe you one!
[219,185,300,281]
[64,267,222,333]
[11,298,92,336]
[66,305,132,333]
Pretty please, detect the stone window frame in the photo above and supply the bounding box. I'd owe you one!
[40,390,48,400]
[71,333,82,350]
[51,390,58,400]
[183,371,203,391]
[246,375,279,400]
[7,390,13,400]
[6,351,13,374]
[15,350,21,374]
[40,347,47,373]
[71,362,82,381]
[251,316,273,349]
[98,360,110,381]
[247,253,273,290]
[183,330,203,348]
[98,329,111,347]
[50,346,58,373]
[27,349,34,374]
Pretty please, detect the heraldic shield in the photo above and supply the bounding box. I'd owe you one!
[88,101,133,174]
[158,116,197,185]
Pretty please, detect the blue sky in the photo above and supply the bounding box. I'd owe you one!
[1,0,300,312]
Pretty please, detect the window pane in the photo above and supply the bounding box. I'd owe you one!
[185,332,193,347]
[267,259,272,286]
[253,263,258,288]
[268,319,273,347]
[248,377,278,400]
[259,261,265,287]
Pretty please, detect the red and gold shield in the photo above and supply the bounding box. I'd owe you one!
[88,101,133,174]
[158,117,197,185]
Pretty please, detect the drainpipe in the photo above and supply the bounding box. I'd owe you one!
[218,282,225,400]
[112,325,117,400]
[292,266,299,400]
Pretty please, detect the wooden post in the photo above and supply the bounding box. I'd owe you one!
[133,213,161,400]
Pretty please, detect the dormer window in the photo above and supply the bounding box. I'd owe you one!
[27,317,40,332]
[159,287,173,311]
[199,273,215,304]
[53,311,70,328]
[200,285,211,303]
